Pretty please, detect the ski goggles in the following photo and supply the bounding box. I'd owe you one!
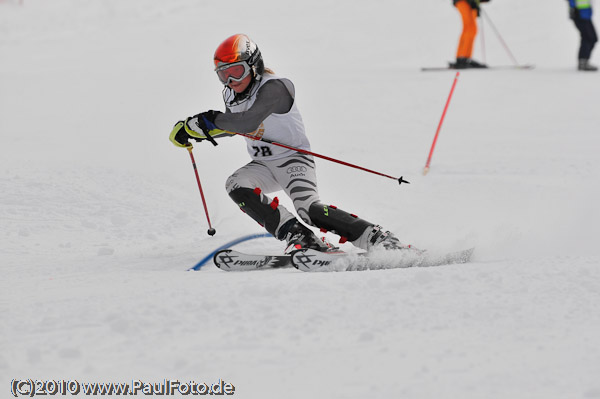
[215,61,251,85]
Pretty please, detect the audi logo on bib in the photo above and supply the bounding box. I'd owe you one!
[286,166,307,174]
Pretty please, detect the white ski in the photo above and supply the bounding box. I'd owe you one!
[213,249,291,271]
[291,248,474,272]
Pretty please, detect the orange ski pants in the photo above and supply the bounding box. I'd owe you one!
[455,0,478,59]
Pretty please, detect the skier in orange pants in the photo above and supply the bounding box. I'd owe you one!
[451,0,489,69]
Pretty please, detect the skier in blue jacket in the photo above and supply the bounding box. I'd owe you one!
[568,0,598,71]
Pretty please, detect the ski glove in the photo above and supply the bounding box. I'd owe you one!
[184,110,227,146]
[466,0,480,11]
[569,7,577,19]
[169,121,192,148]
[193,110,220,133]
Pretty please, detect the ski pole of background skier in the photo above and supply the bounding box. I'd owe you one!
[423,71,460,175]
[480,11,487,65]
[187,146,216,236]
[229,131,410,185]
[480,9,520,66]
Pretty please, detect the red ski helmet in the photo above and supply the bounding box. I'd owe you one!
[213,34,264,85]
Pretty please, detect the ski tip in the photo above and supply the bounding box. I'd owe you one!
[421,66,455,72]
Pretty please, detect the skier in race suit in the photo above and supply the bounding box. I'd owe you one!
[169,34,408,253]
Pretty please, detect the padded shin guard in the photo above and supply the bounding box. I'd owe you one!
[308,202,373,242]
[229,187,282,236]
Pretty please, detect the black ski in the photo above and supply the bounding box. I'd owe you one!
[421,64,535,72]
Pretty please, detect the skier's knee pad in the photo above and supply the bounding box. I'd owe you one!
[228,187,281,236]
[308,202,373,242]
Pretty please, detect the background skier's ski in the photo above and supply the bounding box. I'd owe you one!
[421,64,535,72]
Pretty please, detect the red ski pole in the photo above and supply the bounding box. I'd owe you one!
[230,131,410,185]
[187,146,216,236]
[423,71,460,175]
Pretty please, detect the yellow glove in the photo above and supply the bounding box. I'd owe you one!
[184,113,231,146]
[169,121,192,148]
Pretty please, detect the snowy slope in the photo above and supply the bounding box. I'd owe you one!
[1,1,599,398]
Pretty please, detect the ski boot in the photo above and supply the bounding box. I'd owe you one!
[450,57,469,69]
[450,57,488,69]
[578,59,598,71]
[467,58,488,68]
[352,225,420,253]
[279,219,334,254]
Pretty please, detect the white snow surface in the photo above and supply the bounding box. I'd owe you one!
[1,1,599,398]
